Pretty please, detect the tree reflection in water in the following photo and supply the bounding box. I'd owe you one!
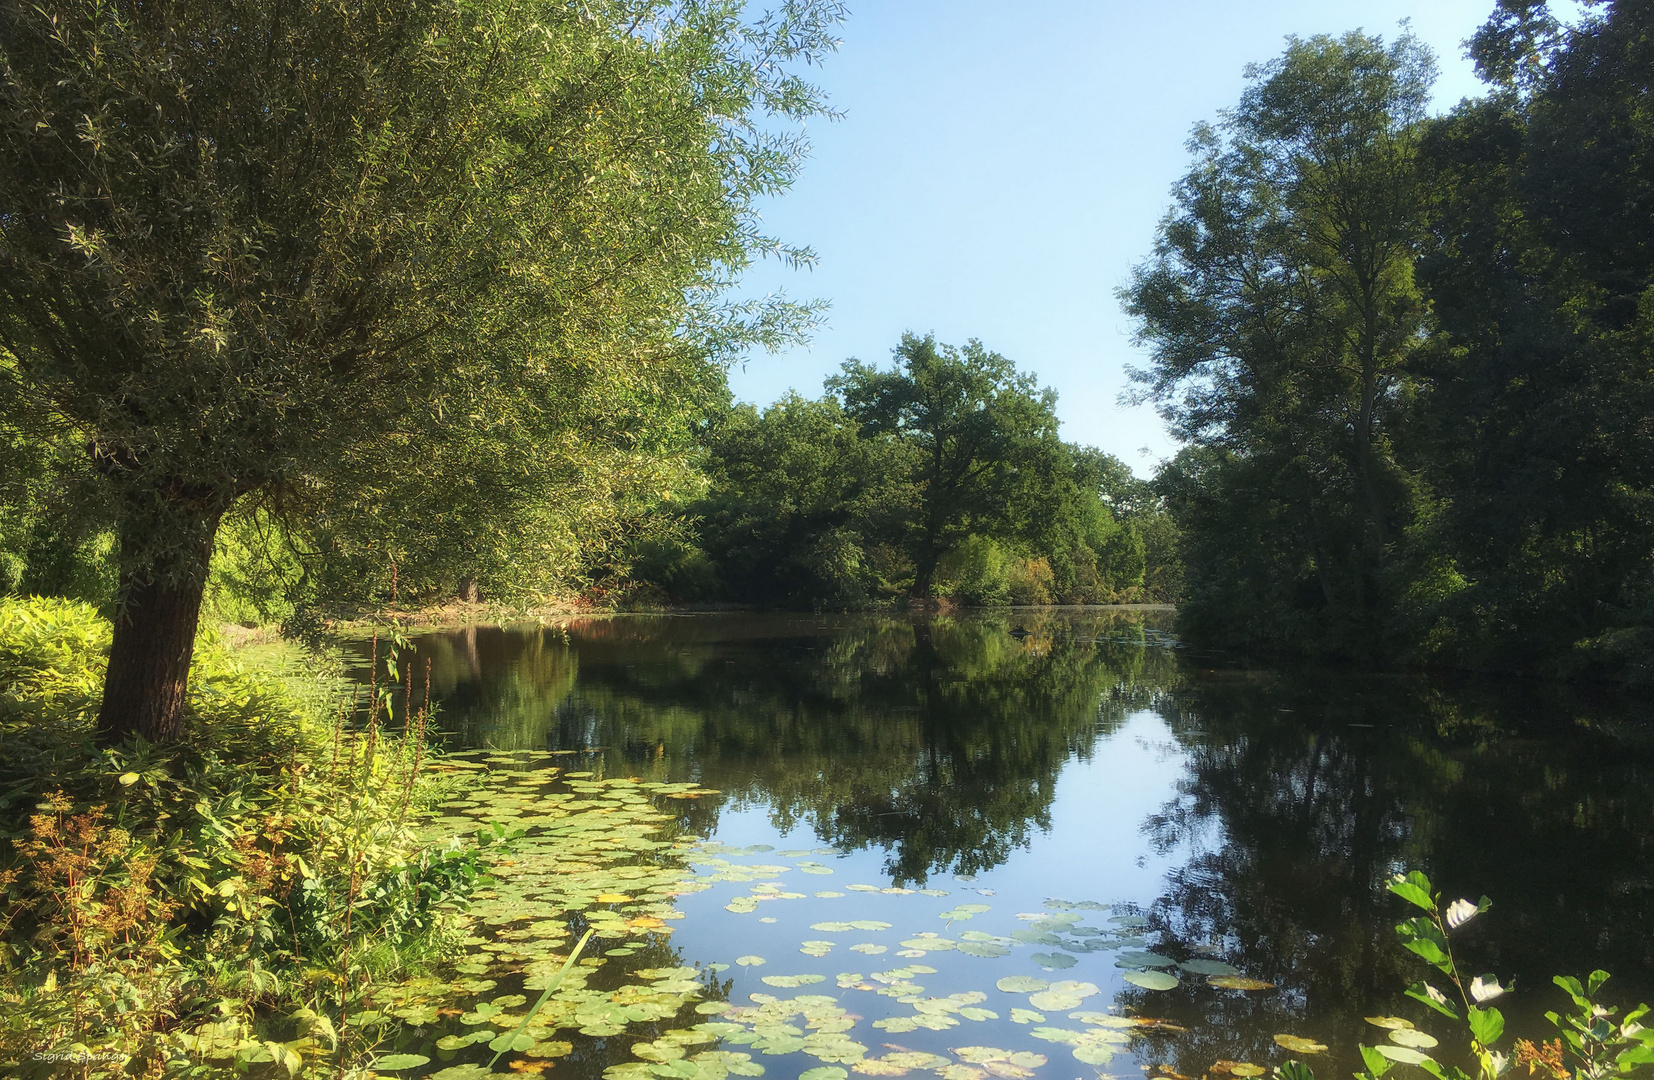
[354,612,1654,1077]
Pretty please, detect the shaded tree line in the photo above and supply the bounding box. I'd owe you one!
[1125,0,1654,679]
[633,333,1182,608]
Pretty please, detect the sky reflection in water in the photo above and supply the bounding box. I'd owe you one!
[349,610,1654,1080]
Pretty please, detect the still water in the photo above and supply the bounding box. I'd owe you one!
[347,609,1654,1080]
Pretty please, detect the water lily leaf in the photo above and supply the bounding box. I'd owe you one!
[1274,1035,1330,1054]
[374,1055,431,1070]
[1224,1065,1267,1077]
[1030,952,1077,970]
[1010,1009,1046,1024]
[736,955,766,967]
[1121,970,1179,991]
[1028,991,1083,1011]
[937,1068,986,1080]
[1207,976,1275,990]
[1073,1046,1114,1066]
[693,1051,765,1077]
[1029,1027,1082,1044]
[650,1061,702,1079]
[1388,1029,1439,1049]
[849,944,888,955]
[849,921,893,931]
[489,1032,537,1053]
[429,1067,494,1080]
[1179,959,1240,976]
[761,974,827,988]
[898,937,957,951]
[1117,951,1177,968]
[634,1041,687,1062]
[852,1060,912,1076]
[959,1008,998,1021]
[959,941,1010,958]
[872,1017,919,1033]
[812,922,856,933]
[801,1069,849,1080]
[525,1041,574,1059]
[996,977,1049,993]
[1375,1046,1435,1066]
[1365,1016,1415,1030]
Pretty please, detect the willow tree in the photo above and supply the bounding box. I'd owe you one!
[0,0,841,743]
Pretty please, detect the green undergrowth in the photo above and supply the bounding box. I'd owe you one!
[0,597,491,1077]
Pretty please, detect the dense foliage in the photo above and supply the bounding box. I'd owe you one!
[0,0,842,740]
[641,334,1178,608]
[1126,0,1654,679]
[0,598,490,1076]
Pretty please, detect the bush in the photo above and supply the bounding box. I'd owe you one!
[0,598,489,1077]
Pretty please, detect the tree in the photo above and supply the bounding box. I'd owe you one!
[1410,0,1654,674]
[0,0,842,742]
[1122,30,1435,652]
[695,394,917,606]
[832,334,1065,598]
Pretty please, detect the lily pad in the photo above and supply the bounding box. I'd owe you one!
[1207,975,1275,991]
[761,973,827,988]
[1365,1016,1415,1030]
[736,955,766,967]
[1389,1029,1440,1049]
[373,1055,431,1071]
[1073,1046,1115,1066]
[1121,970,1179,991]
[898,937,958,952]
[1179,959,1240,976]
[1116,950,1177,968]
[1274,1035,1330,1054]
[996,977,1049,993]
[1029,952,1077,970]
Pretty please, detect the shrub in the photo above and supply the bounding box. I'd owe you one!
[0,598,489,1077]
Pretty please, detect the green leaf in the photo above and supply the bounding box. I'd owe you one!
[996,977,1049,993]
[1389,872,1437,913]
[373,1055,431,1071]
[1466,1006,1505,1047]
[1406,982,1460,1020]
[1275,1061,1318,1080]
[1359,1045,1395,1078]
[1121,970,1179,991]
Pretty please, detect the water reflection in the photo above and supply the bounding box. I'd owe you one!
[347,610,1654,1077]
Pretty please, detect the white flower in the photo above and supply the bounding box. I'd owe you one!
[1446,898,1481,929]
[1470,976,1505,1002]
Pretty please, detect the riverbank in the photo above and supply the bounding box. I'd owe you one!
[0,597,493,1078]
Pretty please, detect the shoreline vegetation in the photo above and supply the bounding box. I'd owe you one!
[5,600,1654,1079]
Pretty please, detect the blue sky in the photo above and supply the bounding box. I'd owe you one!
[727,0,1530,476]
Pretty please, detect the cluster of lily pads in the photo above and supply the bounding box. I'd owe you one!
[345,751,1333,1080]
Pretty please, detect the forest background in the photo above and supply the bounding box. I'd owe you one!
[2,0,1651,685]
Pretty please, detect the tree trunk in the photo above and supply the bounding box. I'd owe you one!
[96,505,224,745]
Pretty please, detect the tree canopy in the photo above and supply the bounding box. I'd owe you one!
[0,0,844,741]
[1127,2,1654,679]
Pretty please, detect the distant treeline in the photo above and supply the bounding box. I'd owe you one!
[1122,1,1654,680]
[631,334,1181,608]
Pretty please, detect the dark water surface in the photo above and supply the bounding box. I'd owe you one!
[346,609,1654,1080]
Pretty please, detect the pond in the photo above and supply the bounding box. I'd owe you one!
[342,609,1654,1080]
